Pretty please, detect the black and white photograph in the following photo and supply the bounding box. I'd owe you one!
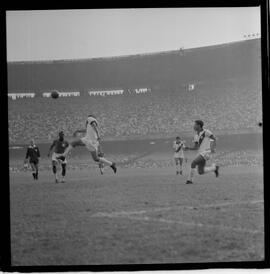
[3,5,267,269]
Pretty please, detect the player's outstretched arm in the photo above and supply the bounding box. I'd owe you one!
[185,142,199,151]
[73,129,86,137]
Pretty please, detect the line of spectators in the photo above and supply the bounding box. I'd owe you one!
[8,78,262,144]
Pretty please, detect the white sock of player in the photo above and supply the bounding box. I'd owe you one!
[188,168,196,181]
[99,157,113,166]
[204,163,216,173]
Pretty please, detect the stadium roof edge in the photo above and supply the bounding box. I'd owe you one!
[7,38,260,65]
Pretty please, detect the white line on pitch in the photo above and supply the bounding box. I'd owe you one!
[92,200,264,217]
[91,200,264,234]
[118,215,264,235]
[92,211,263,235]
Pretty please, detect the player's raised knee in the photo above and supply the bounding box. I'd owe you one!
[198,167,204,175]
[91,152,100,162]
[191,161,197,169]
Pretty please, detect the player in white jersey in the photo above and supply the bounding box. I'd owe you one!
[62,114,117,173]
[185,120,219,184]
[173,136,186,175]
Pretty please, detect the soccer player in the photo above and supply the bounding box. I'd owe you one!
[24,139,40,180]
[173,136,185,175]
[185,120,219,184]
[47,131,69,183]
[62,114,117,173]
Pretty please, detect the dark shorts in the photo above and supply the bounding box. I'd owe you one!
[29,159,39,165]
[191,155,206,174]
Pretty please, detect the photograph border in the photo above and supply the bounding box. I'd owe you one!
[1,0,269,271]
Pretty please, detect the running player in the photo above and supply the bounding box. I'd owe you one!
[62,114,117,173]
[185,120,219,184]
[173,136,185,175]
[47,131,69,183]
[24,139,40,180]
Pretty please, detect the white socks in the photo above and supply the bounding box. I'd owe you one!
[204,164,216,173]
[188,168,196,181]
[99,157,113,166]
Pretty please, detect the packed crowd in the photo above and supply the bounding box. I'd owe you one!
[8,78,262,144]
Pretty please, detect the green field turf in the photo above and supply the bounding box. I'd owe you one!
[9,165,264,265]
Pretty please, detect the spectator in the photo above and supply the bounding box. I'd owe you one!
[8,78,262,144]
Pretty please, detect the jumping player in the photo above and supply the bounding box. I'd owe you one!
[24,139,40,180]
[173,136,185,175]
[185,120,219,184]
[47,131,69,183]
[62,114,117,173]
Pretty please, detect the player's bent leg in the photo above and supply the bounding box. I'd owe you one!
[30,162,36,180]
[35,163,39,180]
[175,158,179,174]
[179,158,183,175]
[99,162,104,174]
[204,163,219,177]
[198,166,204,175]
[63,139,85,157]
[186,159,197,184]
[52,162,57,173]
[71,139,85,147]
[214,165,220,177]
[179,158,183,166]
[196,155,206,175]
[91,151,117,174]
[52,161,59,183]
[91,150,100,162]
[186,155,205,183]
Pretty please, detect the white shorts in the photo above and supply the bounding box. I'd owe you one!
[174,152,184,159]
[52,152,67,164]
[199,150,211,161]
[81,137,99,152]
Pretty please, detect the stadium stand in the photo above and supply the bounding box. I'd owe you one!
[8,39,262,144]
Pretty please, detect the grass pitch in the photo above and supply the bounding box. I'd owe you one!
[10,165,264,265]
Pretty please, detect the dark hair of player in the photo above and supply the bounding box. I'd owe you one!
[195,120,204,128]
[58,131,64,141]
[176,136,180,139]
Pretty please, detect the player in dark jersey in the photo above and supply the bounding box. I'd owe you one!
[47,131,69,183]
[24,139,40,180]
